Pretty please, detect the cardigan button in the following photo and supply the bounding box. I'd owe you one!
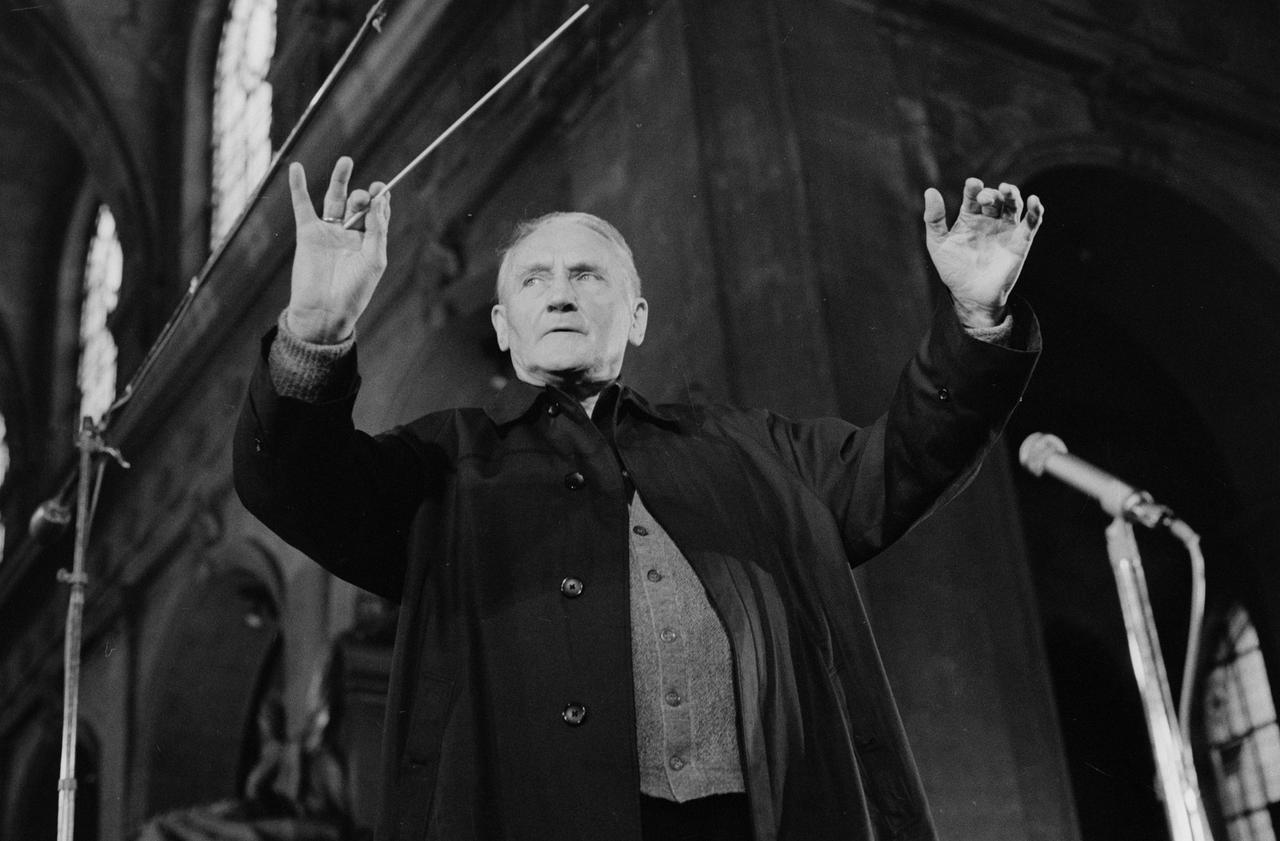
[562,703,588,726]
[937,386,950,401]
[546,401,561,417]
[564,471,586,490]
[560,577,584,598]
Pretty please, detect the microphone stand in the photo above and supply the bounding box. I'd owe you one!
[1104,516,1213,841]
[55,419,126,841]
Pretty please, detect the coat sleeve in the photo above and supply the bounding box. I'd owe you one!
[233,329,445,602]
[763,298,1041,564]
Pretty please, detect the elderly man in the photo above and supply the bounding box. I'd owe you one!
[234,156,1043,841]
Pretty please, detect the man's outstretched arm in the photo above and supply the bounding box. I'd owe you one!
[766,177,1044,561]
[234,157,425,600]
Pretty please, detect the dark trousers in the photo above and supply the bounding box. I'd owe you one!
[640,793,752,841]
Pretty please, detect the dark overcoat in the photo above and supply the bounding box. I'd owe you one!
[233,302,1039,841]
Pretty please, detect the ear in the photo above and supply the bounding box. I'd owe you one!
[628,297,649,347]
[490,304,511,351]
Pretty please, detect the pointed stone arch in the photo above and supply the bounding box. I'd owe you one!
[0,8,157,292]
[136,544,284,816]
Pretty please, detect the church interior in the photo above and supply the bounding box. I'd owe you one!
[3,0,1280,838]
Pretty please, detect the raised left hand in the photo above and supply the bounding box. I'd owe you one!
[923,178,1044,329]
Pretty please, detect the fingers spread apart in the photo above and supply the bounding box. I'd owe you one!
[969,180,1036,224]
[945,176,1044,233]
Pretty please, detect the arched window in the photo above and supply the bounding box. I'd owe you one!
[78,205,122,425]
[210,0,277,246]
[1203,603,1280,840]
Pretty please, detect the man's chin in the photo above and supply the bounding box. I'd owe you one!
[539,364,596,384]
[518,357,616,387]
[526,345,587,371]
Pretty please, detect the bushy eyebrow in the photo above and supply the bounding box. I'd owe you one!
[516,262,552,277]
[514,261,609,277]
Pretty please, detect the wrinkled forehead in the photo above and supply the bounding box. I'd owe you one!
[506,219,620,271]
[497,218,631,298]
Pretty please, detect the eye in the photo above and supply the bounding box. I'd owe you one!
[521,274,546,288]
[574,271,603,283]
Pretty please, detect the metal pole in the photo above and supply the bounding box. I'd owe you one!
[55,418,95,841]
[54,418,125,841]
[1105,517,1214,841]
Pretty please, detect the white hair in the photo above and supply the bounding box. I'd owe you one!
[495,212,642,300]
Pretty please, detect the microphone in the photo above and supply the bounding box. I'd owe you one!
[29,497,73,543]
[1019,432,1174,529]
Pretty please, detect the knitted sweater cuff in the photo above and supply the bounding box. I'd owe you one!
[267,309,356,403]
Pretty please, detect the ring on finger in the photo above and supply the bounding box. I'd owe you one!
[322,216,343,224]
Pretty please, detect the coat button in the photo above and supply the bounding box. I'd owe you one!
[560,577,584,598]
[660,627,678,643]
[632,524,649,536]
[937,386,950,401]
[546,401,561,417]
[646,569,663,583]
[562,703,588,726]
[668,755,685,771]
[564,471,586,490]
[664,690,682,707]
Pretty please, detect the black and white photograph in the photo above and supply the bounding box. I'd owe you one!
[1,1,1278,839]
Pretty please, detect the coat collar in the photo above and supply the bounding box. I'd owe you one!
[482,377,681,429]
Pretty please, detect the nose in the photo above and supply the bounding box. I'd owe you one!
[545,270,578,311]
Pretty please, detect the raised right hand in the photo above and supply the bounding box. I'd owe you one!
[286,156,390,343]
